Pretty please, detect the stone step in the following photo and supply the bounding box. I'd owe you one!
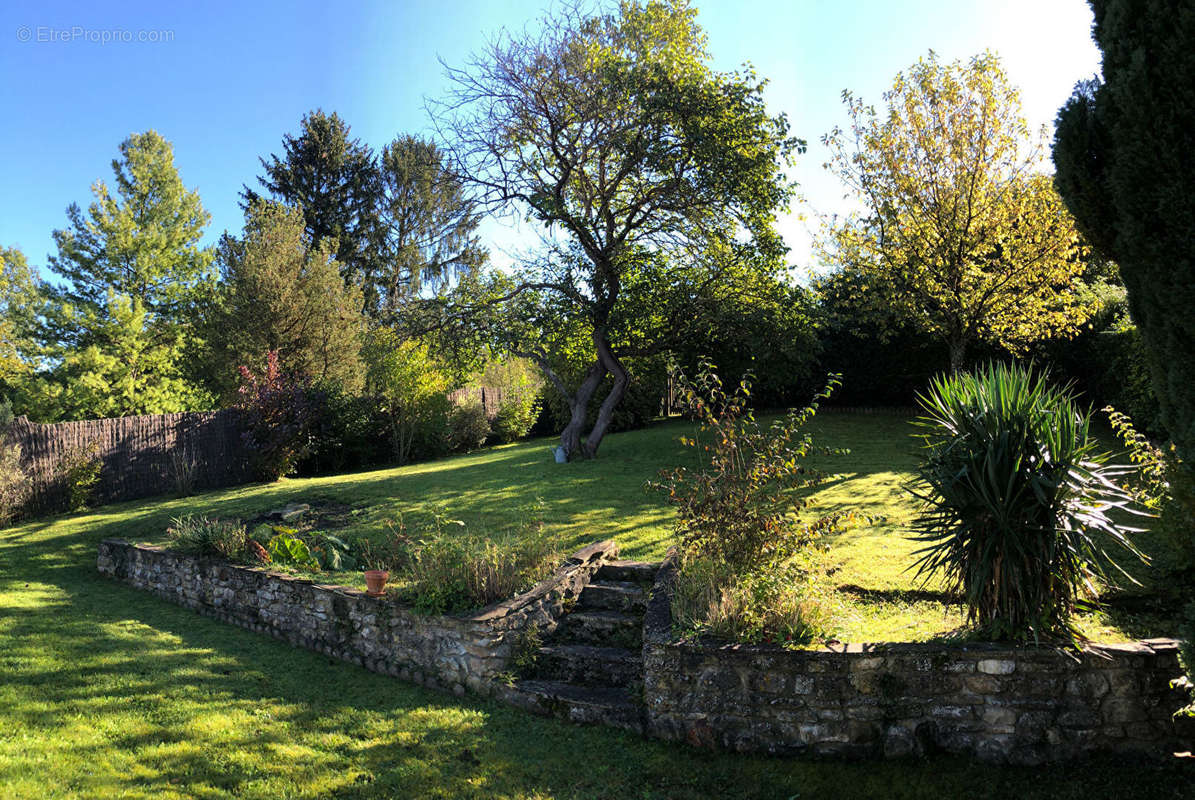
[499,679,642,733]
[579,580,647,613]
[555,609,642,648]
[533,644,643,687]
[596,560,660,584]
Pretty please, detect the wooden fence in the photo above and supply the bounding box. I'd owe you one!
[5,410,253,511]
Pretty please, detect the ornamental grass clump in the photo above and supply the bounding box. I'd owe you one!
[910,362,1146,644]
[404,509,561,614]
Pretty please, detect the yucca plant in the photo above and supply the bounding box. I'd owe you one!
[910,362,1146,643]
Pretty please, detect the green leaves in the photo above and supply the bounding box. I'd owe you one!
[822,51,1088,371]
[266,530,320,570]
[910,362,1147,643]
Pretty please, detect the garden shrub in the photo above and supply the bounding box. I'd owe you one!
[167,515,248,560]
[57,440,102,512]
[654,360,847,569]
[0,401,29,524]
[363,331,454,465]
[491,395,541,444]
[653,359,851,644]
[910,362,1146,643]
[404,512,560,614]
[474,358,543,444]
[300,385,392,476]
[236,351,322,482]
[447,401,490,453]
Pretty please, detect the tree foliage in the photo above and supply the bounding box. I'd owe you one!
[1053,0,1195,463]
[243,110,380,295]
[362,328,452,465]
[48,292,211,419]
[822,51,1088,372]
[48,130,215,331]
[208,201,364,396]
[246,113,485,316]
[373,136,486,314]
[0,246,42,394]
[39,131,216,419]
[433,0,799,458]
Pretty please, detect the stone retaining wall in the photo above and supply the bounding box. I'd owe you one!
[97,538,615,695]
[641,559,1189,764]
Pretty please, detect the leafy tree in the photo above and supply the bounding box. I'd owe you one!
[822,51,1088,372]
[0,247,43,395]
[362,328,452,464]
[1053,0,1195,463]
[433,0,798,459]
[208,201,365,397]
[40,131,216,418]
[243,110,381,300]
[48,130,215,334]
[50,292,211,419]
[371,135,487,315]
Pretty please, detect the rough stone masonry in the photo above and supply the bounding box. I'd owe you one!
[641,558,1192,764]
[97,537,615,696]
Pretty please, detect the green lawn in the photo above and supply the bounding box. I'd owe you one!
[2,412,1191,798]
[124,411,1178,643]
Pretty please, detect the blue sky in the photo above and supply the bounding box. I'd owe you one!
[0,0,1100,278]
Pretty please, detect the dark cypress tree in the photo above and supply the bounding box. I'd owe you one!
[1054,0,1195,459]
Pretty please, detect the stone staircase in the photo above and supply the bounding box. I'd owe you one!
[502,559,658,733]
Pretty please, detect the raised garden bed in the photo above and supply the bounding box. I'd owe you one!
[641,557,1192,764]
[97,537,616,695]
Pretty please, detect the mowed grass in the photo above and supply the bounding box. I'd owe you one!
[1,412,1192,798]
[38,411,1184,642]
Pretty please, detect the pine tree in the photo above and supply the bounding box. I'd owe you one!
[49,130,214,331]
[42,131,215,418]
[243,110,381,298]
[209,201,364,396]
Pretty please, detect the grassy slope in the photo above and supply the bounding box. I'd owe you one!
[2,413,1190,798]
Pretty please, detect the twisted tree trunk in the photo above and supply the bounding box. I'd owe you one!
[582,332,627,458]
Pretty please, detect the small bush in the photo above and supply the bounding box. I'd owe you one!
[911,362,1146,644]
[167,516,248,560]
[652,359,849,644]
[236,351,322,482]
[652,359,847,570]
[58,441,101,512]
[0,440,27,525]
[405,513,560,614]
[447,402,490,453]
[491,393,542,444]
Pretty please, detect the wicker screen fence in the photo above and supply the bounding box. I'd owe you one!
[5,410,253,512]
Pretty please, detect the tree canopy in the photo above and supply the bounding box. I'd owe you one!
[433,0,799,458]
[1054,0,1195,461]
[38,131,216,419]
[207,201,365,397]
[821,51,1087,372]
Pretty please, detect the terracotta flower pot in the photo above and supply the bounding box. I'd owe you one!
[364,569,390,597]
